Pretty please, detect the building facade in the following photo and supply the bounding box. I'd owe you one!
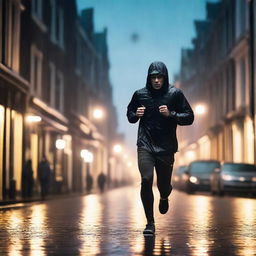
[0,0,120,200]
[177,0,255,165]
[0,0,27,199]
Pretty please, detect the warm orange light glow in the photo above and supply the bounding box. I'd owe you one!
[81,149,94,163]
[26,115,42,123]
[113,144,123,154]
[194,104,206,115]
[55,139,66,149]
[93,108,104,120]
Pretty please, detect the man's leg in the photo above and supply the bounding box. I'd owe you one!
[137,148,155,224]
[155,154,174,214]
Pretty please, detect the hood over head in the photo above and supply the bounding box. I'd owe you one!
[146,61,169,94]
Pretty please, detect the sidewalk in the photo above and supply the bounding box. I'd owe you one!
[0,191,93,210]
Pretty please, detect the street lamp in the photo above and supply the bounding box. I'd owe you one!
[80,149,94,163]
[113,144,123,154]
[93,108,105,120]
[194,104,206,115]
[185,150,196,162]
[55,139,66,150]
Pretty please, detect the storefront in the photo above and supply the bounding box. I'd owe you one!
[0,78,27,199]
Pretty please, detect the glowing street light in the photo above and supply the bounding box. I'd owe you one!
[185,150,196,161]
[113,144,123,154]
[80,149,94,163]
[26,115,42,123]
[194,104,206,115]
[93,108,105,120]
[55,139,66,149]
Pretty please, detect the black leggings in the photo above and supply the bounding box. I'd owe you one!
[137,147,174,223]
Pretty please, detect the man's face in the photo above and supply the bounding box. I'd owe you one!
[150,74,164,90]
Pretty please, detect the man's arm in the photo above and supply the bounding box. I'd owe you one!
[127,92,140,123]
[172,89,194,126]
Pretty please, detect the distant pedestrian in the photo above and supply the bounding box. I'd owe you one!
[38,156,51,200]
[97,172,106,193]
[86,174,93,193]
[127,61,194,235]
[22,159,34,198]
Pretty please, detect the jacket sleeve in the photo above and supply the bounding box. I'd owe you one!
[127,92,140,123]
[171,89,194,126]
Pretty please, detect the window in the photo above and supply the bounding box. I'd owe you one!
[30,45,43,97]
[32,0,42,21]
[42,63,51,103]
[49,61,56,107]
[75,35,82,74]
[0,0,21,71]
[50,0,56,42]
[50,0,64,48]
[235,57,246,108]
[31,0,47,32]
[55,71,64,112]
[57,7,64,48]
[235,0,246,39]
[49,62,64,112]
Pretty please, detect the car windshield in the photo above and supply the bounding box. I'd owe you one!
[176,166,187,174]
[190,162,219,174]
[223,163,256,172]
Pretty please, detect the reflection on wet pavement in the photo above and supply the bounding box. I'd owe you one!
[79,195,102,255]
[0,187,255,255]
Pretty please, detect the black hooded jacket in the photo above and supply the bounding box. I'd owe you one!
[127,61,194,154]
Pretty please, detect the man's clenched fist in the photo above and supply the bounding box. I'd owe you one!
[136,106,146,117]
[159,105,170,117]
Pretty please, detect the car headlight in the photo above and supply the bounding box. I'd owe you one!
[252,177,256,182]
[239,177,245,182]
[222,174,233,181]
[189,176,198,184]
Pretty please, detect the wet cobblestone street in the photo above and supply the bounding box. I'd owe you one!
[0,186,256,255]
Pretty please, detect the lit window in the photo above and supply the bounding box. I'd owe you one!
[0,0,21,71]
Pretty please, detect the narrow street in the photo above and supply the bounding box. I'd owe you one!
[0,186,255,255]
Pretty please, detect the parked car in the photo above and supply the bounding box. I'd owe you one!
[185,160,220,193]
[210,162,256,195]
[172,165,188,191]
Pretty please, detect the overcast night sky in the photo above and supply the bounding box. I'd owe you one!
[76,0,217,150]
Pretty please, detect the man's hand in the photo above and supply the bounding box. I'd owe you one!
[136,106,146,117]
[159,105,170,117]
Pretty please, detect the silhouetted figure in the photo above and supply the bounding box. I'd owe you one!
[97,172,106,193]
[38,156,51,200]
[22,159,34,198]
[86,174,93,193]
